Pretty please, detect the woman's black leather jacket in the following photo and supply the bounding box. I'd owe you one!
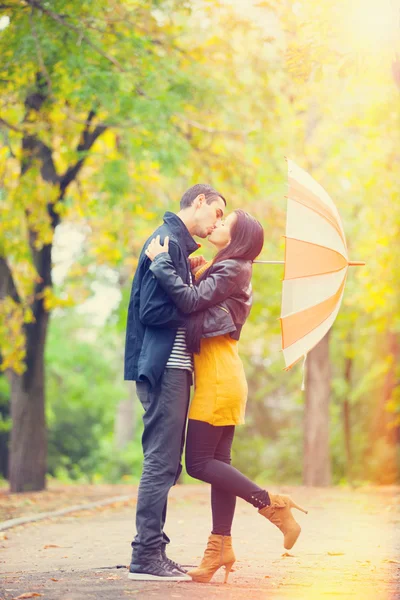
[149,253,253,341]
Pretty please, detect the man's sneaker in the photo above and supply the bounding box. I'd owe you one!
[128,557,191,581]
[161,544,187,574]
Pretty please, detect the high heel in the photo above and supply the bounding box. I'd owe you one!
[223,561,235,584]
[289,498,308,514]
[188,534,236,584]
[259,493,308,550]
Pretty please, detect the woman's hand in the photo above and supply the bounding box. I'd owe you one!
[189,255,207,274]
[145,235,169,262]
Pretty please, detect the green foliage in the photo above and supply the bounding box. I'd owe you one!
[0,375,11,478]
[45,312,125,481]
[233,426,303,485]
[97,439,144,484]
[1,0,399,487]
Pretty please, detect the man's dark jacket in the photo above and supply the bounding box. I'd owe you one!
[124,212,199,387]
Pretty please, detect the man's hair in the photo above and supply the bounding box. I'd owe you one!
[180,184,226,209]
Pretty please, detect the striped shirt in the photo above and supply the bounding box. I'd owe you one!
[166,327,194,371]
[166,269,193,372]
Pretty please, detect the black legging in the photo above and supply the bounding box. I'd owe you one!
[185,419,270,536]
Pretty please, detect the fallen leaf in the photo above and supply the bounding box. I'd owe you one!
[264,575,271,578]
[49,578,58,582]
[280,582,313,587]
[327,552,345,556]
[12,594,43,599]
[357,560,371,565]
[0,533,8,540]
[43,545,60,549]
[384,559,400,564]
[281,552,295,557]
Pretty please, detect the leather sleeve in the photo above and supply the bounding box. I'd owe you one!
[138,241,185,328]
[149,254,245,314]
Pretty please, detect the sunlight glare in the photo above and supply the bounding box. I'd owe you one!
[344,0,400,52]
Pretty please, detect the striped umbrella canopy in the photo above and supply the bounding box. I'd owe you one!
[279,158,364,370]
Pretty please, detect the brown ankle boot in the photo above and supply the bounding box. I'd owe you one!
[259,493,308,550]
[188,534,236,584]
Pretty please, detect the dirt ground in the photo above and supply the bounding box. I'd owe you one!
[0,483,139,523]
[1,484,400,600]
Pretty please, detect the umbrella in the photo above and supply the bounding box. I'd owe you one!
[256,158,365,371]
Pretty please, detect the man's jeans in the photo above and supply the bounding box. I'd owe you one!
[132,368,191,557]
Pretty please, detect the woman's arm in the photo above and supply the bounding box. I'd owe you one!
[138,238,184,328]
[149,252,244,314]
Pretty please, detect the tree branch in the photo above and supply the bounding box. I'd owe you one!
[61,106,141,129]
[177,116,255,137]
[21,132,60,230]
[21,135,59,184]
[29,6,53,96]
[0,127,16,158]
[0,117,24,134]
[0,257,20,304]
[60,110,106,192]
[25,0,125,72]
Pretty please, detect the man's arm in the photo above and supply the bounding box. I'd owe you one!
[149,253,243,314]
[138,240,185,328]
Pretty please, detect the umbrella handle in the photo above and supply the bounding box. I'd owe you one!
[253,260,284,264]
[254,260,365,266]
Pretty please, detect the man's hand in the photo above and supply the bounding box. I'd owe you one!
[189,255,207,275]
[145,235,169,262]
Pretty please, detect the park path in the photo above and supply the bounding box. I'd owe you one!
[1,484,400,599]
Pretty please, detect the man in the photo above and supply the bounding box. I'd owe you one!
[124,184,226,580]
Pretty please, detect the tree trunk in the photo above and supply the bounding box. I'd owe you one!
[3,90,106,492]
[303,332,332,486]
[8,309,49,492]
[372,332,399,444]
[343,352,353,483]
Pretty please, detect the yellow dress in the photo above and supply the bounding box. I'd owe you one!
[188,262,248,426]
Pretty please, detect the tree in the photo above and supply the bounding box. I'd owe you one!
[0,0,200,492]
[303,334,332,485]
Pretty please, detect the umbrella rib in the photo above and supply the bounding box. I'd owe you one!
[282,158,355,371]
[286,161,346,237]
[280,277,347,353]
[283,236,349,280]
[282,308,339,369]
[281,270,347,319]
[283,311,340,372]
[283,236,348,258]
[288,178,347,248]
[284,266,348,281]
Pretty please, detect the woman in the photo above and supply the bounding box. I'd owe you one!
[145,210,307,583]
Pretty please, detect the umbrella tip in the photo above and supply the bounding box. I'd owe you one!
[348,261,366,266]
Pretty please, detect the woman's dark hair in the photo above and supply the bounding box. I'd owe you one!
[211,209,264,267]
[186,209,264,353]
